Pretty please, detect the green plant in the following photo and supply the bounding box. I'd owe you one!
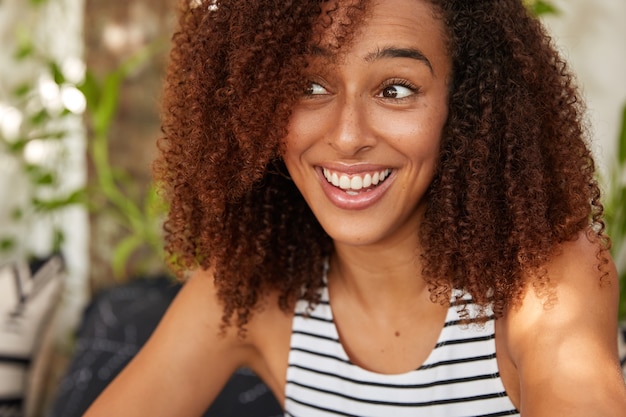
[603,103,626,320]
[524,0,559,16]
[79,42,168,279]
[0,18,86,262]
[0,0,168,279]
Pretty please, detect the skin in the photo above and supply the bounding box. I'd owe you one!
[282,0,452,374]
[84,0,626,416]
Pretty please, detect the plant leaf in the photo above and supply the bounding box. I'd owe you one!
[620,269,626,319]
[29,109,49,126]
[111,234,143,279]
[34,171,56,186]
[11,208,24,221]
[49,61,65,85]
[92,72,123,136]
[8,138,29,153]
[618,104,626,165]
[14,43,34,60]
[78,70,101,114]
[12,83,32,98]
[527,0,560,16]
[51,228,65,253]
[0,237,16,252]
[32,188,87,211]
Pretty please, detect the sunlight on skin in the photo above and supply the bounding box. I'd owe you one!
[504,235,625,414]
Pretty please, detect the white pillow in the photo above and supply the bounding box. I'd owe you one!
[0,255,64,417]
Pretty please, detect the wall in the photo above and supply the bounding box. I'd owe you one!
[0,0,88,346]
[83,0,173,292]
[543,0,626,173]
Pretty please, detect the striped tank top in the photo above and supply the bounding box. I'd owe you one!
[284,285,520,417]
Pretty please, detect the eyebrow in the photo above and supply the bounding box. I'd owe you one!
[309,45,433,73]
[364,46,433,73]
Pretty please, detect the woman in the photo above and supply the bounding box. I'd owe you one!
[85,0,626,415]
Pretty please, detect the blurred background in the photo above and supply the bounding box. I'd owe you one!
[0,0,624,416]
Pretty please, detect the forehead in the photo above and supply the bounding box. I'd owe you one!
[312,0,449,73]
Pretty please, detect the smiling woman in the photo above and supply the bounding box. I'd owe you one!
[83,0,626,416]
[283,0,449,246]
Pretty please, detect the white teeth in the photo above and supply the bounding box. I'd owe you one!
[350,176,363,190]
[322,168,391,192]
[339,175,350,190]
[363,174,372,188]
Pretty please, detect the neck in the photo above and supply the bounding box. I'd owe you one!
[329,238,429,314]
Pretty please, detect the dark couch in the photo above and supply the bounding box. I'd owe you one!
[47,277,282,417]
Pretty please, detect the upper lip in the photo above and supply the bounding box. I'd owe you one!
[316,163,392,175]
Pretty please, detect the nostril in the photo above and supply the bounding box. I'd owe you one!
[326,102,375,155]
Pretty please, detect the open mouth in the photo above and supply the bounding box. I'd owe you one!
[322,168,392,196]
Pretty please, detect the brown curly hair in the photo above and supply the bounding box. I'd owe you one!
[154,0,606,329]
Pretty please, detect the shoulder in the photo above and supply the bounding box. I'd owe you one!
[152,268,293,407]
[177,268,292,364]
[498,231,626,416]
[85,267,291,416]
[510,231,617,335]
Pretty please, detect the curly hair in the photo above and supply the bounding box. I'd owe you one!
[420,0,605,316]
[154,0,606,329]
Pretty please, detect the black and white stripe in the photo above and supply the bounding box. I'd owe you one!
[285,287,520,417]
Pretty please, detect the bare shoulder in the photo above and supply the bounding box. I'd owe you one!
[510,231,618,335]
[84,268,283,417]
[500,231,626,416]
[244,288,295,405]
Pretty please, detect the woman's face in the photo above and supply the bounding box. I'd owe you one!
[283,0,451,248]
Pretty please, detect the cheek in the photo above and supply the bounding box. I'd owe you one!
[281,136,299,177]
[282,115,306,161]
[372,110,445,157]
[282,132,306,167]
[283,108,329,158]
[281,124,312,178]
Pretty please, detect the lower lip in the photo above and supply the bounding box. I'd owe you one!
[316,168,394,210]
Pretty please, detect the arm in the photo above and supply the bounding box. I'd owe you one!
[504,233,626,417]
[84,269,254,417]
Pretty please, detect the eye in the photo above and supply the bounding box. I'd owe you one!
[305,82,329,96]
[381,85,412,99]
[377,80,418,100]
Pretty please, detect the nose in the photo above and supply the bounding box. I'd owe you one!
[327,95,375,156]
